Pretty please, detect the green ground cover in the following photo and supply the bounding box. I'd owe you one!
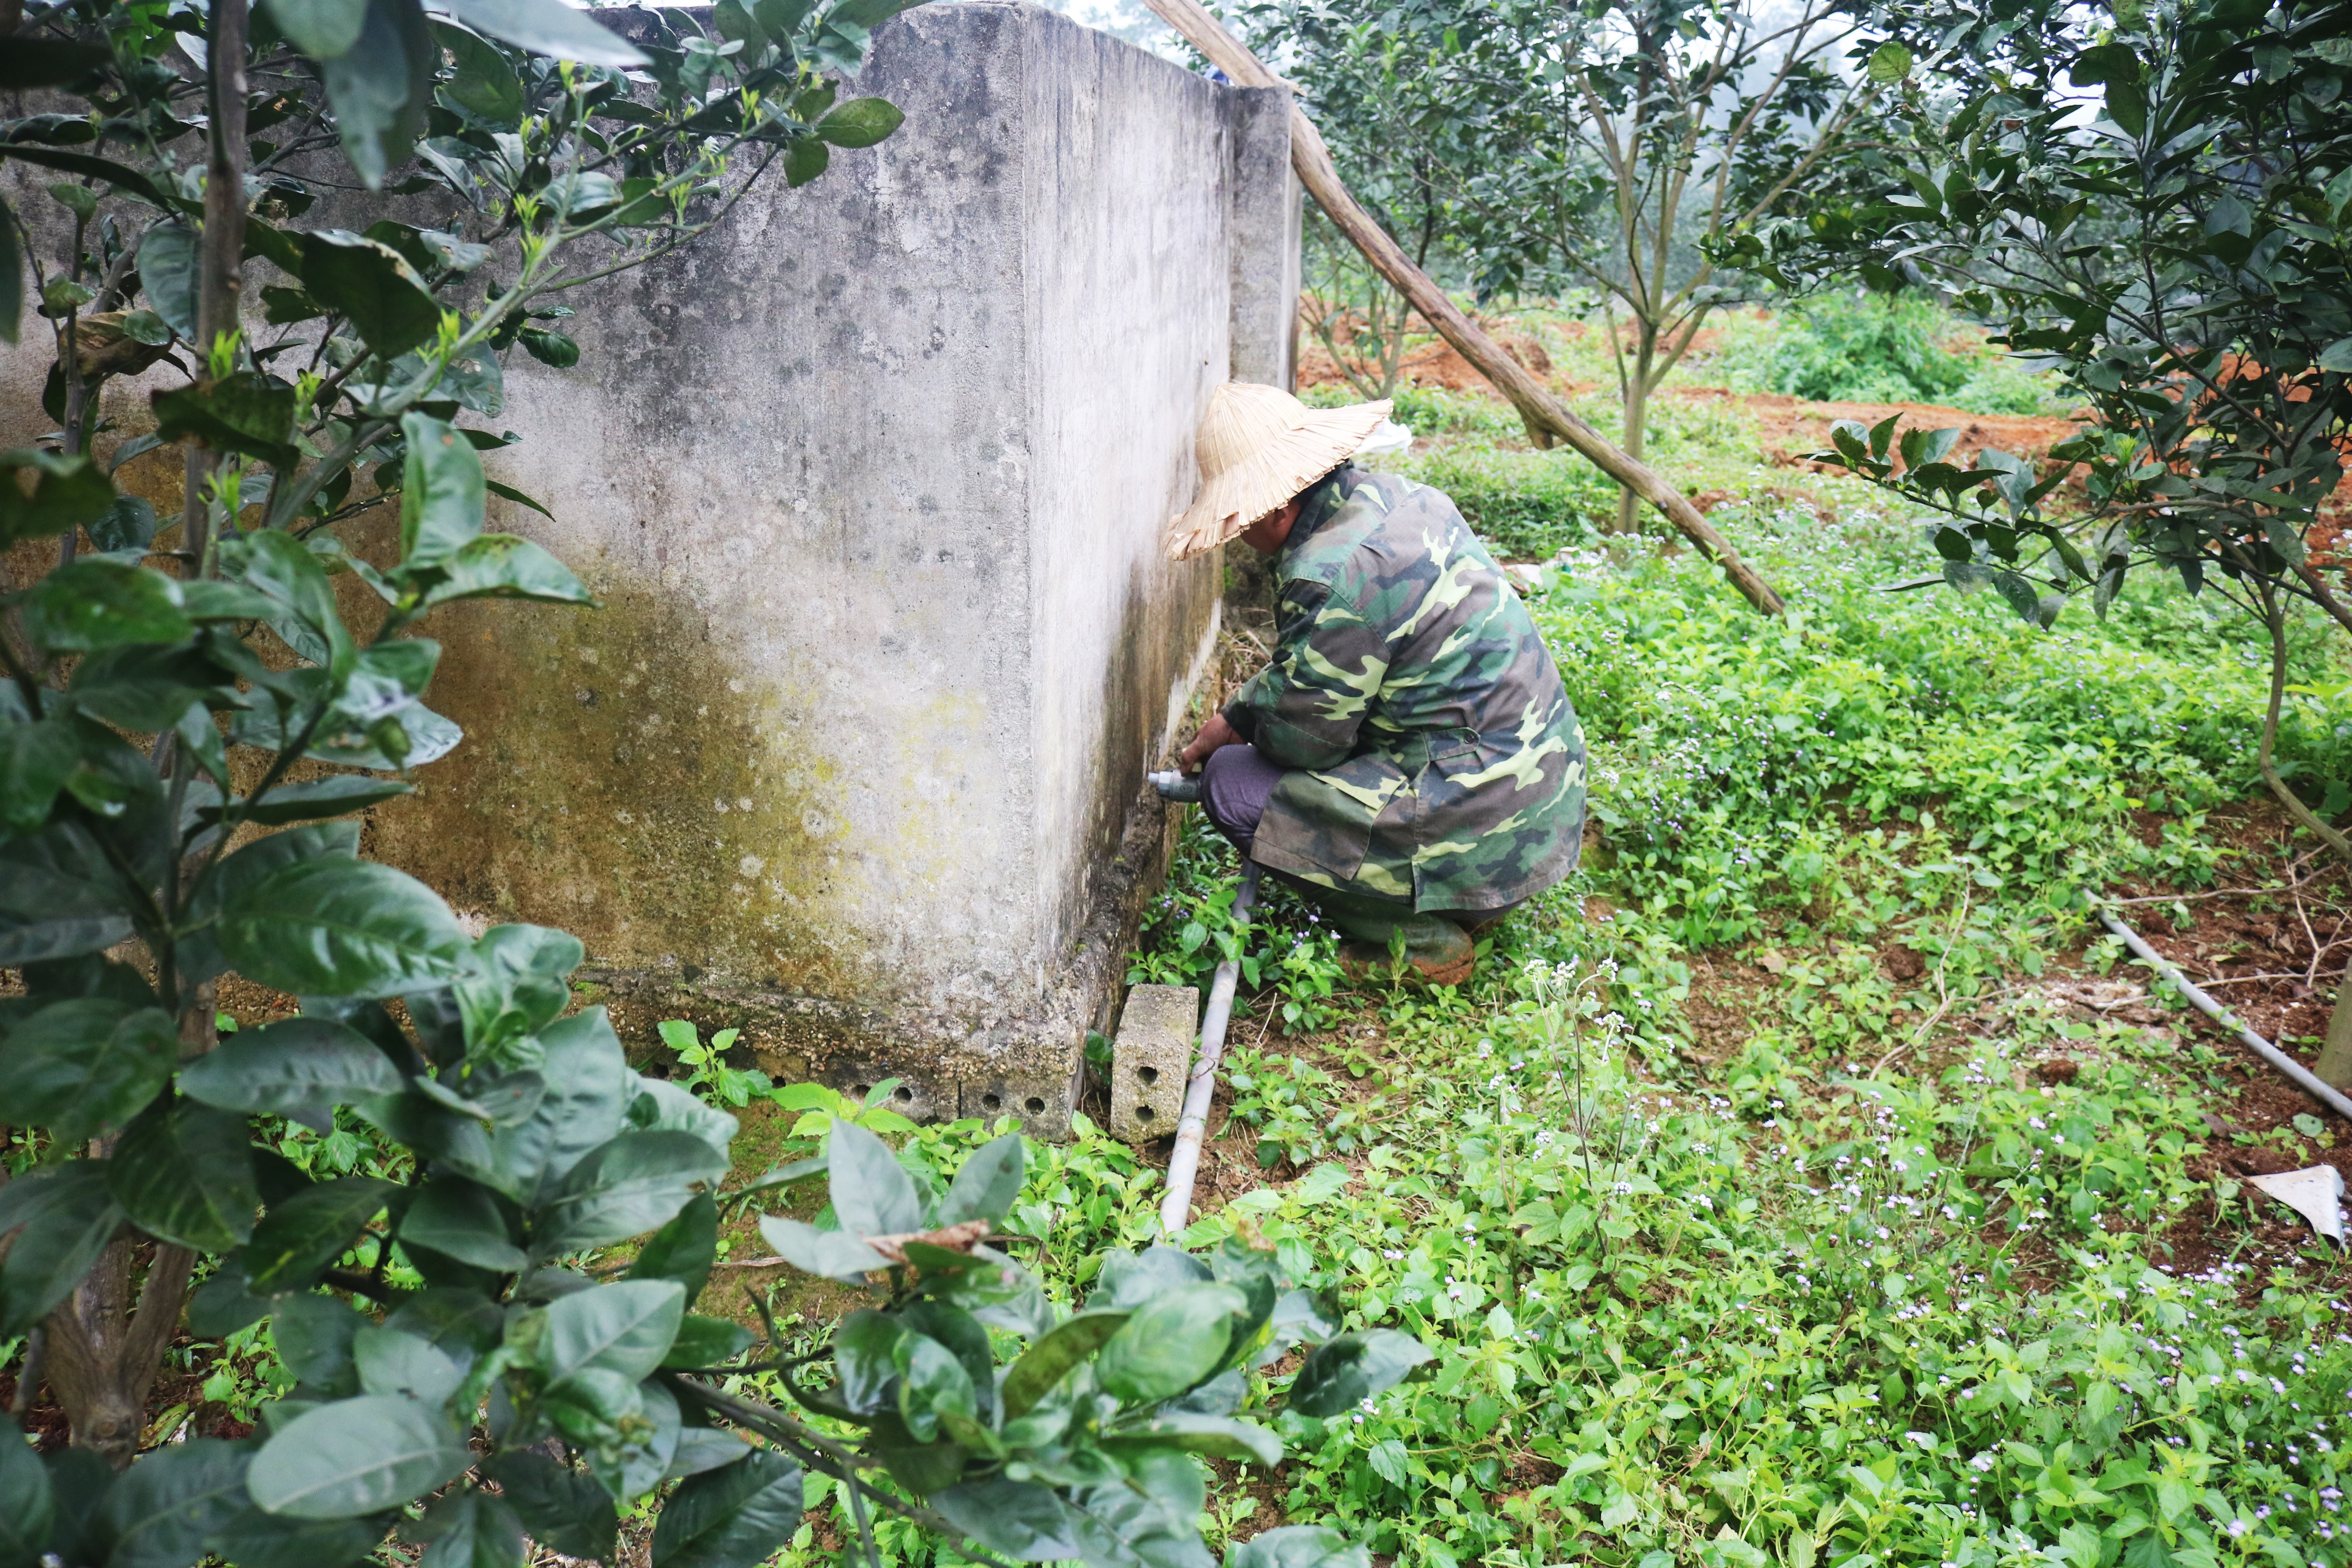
[1000,419,2352,1568]
[96,364,2352,1568]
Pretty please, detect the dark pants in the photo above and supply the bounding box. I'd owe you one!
[1198,743,1519,935]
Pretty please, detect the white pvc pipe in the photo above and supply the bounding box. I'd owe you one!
[1160,863,1260,1236]
[2095,897,2352,1124]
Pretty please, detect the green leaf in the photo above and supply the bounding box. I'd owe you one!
[649,1452,804,1568]
[1094,1283,1248,1404]
[540,1278,686,1381]
[207,1508,385,1568]
[66,642,235,734]
[0,1161,122,1335]
[661,1313,756,1370]
[303,229,442,355]
[814,97,902,148]
[176,1020,395,1128]
[894,1328,976,1441]
[418,534,592,608]
[218,529,351,673]
[399,1176,526,1270]
[938,1130,1024,1227]
[454,923,581,1063]
[2320,338,2352,375]
[398,411,486,568]
[247,1396,471,1519]
[440,0,648,66]
[783,138,829,187]
[627,1189,718,1304]
[0,720,80,836]
[1102,1411,1279,1466]
[1286,1329,1433,1417]
[0,1000,176,1142]
[204,776,414,828]
[830,1310,903,1414]
[756,1216,887,1283]
[274,1294,368,1395]
[220,859,476,1000]
[22,561,193,653]
[434,22,525,125]
[0,1428,54,1568]
[244,1177,397,1293]
[181,829,363,997]
[102,1440,257,1568]
[626,1078,738,1162]
[320,0,437,190]
[518,327,579,368]
[827,1118,923,1238]
[137,222,200,341]
[266,0,372,57]
[1865,41,1912,85]
[484,479,553,519]
[1227,1525,1370,1568]
[0,449,114,545]
[411,1489,524,1568]
[383,1287,505,1372]
[89,492,160,553]
[481,1453,616,1561]
[1002,1310,1129,1417]
[928,1479,1083,1563]
[108,1102,260,1251]
[445,1005,630,1202]
[151,373,298,467]
[533,1132,729,1256]
[353,1325,463,1405]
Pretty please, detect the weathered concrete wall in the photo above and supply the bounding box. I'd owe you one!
[0,2,1292,1132]
[354,1,1286,1131]
[1227,84,1302,390]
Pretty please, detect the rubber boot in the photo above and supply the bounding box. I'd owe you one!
[1304,887,1476,988]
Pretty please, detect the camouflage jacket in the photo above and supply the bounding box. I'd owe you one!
[1220,464,1586,912]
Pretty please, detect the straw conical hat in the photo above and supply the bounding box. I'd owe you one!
[1165,383,1393,561]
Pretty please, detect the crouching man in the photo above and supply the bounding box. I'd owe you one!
[1167,381,1587,987]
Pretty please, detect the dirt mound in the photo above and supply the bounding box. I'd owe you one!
[1720,388,2082,468]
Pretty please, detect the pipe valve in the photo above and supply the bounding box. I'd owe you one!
[1147,769,1201,803]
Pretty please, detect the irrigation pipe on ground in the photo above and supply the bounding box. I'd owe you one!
[2094,895,2352,1123]
[1160,862,1261,1236]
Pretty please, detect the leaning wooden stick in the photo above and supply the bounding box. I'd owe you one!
[1144,0,1788,616]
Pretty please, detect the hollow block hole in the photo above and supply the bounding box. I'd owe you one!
[1024,1096,1046,1115]
[1136,1065,1159,1085]
[851,1083,870,1098]
[893,1085,914,1103]
[982,1093,1003,1111]
[1137,1105,1156,1122]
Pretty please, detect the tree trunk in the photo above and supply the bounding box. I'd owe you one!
[2315,967,2352,1088]
[44,1239,194,1468]
[43,0,247,1464]
[1614,328,1656,534]
[2253,583,2352,1090]
[1139,0,1785,616]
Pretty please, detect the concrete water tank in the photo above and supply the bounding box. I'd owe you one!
[357,2,1300,1131]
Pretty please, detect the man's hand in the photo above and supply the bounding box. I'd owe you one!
[1180,711,1241,775]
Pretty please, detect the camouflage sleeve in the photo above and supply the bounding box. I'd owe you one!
[1219,579,1390,771]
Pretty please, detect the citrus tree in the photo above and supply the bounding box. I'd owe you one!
[1742,0,2352,1075]
[1238,0,1906,517]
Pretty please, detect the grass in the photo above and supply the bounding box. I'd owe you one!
[1006,369,2352,1568]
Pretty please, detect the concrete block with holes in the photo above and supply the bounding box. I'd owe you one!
[1111,985,1199,1145]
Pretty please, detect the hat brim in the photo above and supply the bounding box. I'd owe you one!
[1165,399,1394,561]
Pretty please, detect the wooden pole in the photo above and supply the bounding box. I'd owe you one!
[1147,0,1787,615]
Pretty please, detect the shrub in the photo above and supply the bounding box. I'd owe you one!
[1720,294,2066,415]
[1387,448,1612,560]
